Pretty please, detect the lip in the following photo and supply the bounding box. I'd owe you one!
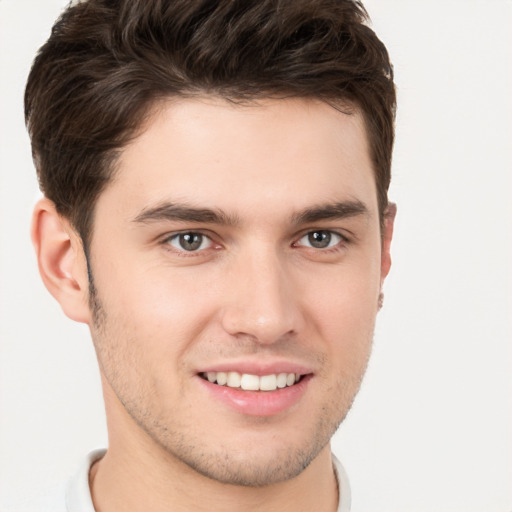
[197,360,313,376]
[196,372,313,417]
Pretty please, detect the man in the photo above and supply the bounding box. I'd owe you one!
[25,0,396,510]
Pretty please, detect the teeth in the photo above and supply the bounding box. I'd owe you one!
[216,372,228,386]
[203,371,302,391]
[227,371,241,388]
[240,373,260,390]
[276,373,287,388]
[259,374,277,391]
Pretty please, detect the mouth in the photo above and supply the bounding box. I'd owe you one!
[199,371,304,391]
[196,364,313,416]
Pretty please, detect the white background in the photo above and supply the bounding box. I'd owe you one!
[1,1,511,511]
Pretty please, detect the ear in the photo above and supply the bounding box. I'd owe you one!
[31,198,91,324]
[380,202,396,282]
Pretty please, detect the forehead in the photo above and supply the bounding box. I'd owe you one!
[101,96,377,222]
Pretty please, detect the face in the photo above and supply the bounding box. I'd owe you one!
[86,97,390,486]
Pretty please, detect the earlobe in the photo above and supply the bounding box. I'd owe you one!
[31,198,91,324]
[380,202,396,282]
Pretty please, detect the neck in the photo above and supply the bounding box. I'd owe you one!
[90,441,338,512]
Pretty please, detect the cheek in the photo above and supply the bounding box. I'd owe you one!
[306,254,380,320]
[96,263,220,357]
[302,260,380,367]
[89,269,203,405]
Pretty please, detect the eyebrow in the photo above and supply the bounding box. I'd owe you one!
[291,199,370,225]
[132,199,369,227]
[133,202,240,226]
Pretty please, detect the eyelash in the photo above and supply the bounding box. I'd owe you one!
[162,231,218,255]
[293,230,349,252]
[161,229,350,255]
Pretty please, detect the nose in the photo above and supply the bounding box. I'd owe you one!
[220,247,301,344]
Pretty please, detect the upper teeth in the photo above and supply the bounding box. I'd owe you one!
[204,371,300,391]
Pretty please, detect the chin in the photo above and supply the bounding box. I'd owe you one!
[152,407,344,487]
[174,443,321,487]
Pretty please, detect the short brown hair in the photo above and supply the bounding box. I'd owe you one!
[25,0,395,247]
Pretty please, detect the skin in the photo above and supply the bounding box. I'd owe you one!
[32,97,395,512]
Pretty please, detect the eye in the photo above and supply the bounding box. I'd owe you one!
[296,230,344,249]
[166,232,212,252]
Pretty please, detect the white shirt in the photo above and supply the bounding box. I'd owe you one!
[21,449,351,511]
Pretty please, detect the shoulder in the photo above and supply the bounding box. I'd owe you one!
[3,449,106,512]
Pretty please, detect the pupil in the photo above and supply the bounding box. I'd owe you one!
[180,233,202,251]
[308,231,331,249]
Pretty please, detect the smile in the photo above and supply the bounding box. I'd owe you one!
[197,369,312,416]
[200,371,302,391]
